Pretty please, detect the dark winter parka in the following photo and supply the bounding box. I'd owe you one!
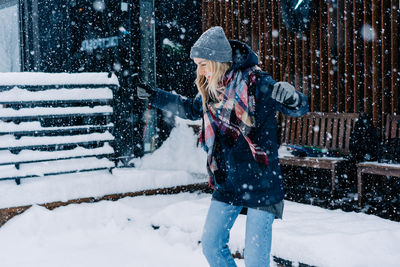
[151,40,309,208]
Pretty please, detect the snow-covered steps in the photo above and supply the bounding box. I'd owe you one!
[0,106,113,120]
[0,143,114,165]
[0,87,113,102]
[0,72,118,183]
[0,132,114,150]
[0,121,114,136]
[0,157,115,178]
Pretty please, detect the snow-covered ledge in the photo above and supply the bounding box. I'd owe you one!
[0,72,119,87]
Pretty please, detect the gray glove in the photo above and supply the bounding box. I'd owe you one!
[137,83,156,100]
[272,82,299,107]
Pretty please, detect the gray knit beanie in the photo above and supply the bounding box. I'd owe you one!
[190,26,232,62]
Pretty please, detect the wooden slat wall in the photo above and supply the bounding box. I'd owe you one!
[202,0,400,129]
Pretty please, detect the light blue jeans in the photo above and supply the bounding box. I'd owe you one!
[201,200,275,267]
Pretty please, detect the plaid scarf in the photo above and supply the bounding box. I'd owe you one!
[200,66,269,188]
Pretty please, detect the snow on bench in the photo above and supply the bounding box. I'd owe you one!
[0,87,113,102]
[0,132,114,150]
[0,121,114,137]
[0,72,119,184]
[0,144,114,164]
[0,157,115,178]
[0,106,113,119]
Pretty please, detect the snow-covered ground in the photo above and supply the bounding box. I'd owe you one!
[0,193,399,267]
[0,118,399,267]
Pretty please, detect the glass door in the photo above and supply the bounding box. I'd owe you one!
[0,0,21,72]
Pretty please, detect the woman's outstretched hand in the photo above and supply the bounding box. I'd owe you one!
[136,83,156,100]
[271,82,299,107]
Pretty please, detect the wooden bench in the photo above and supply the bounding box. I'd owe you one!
[357,114,400,207]
[0,72,118,184]
[279,112,359,196]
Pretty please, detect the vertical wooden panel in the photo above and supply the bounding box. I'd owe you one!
[258,0,264,68]
[371,0,381,126]
[296,116,303,144]
[272,0,280,80]
[287,31,296,83]
[319,117,327,147]
[213,0,219,26]
[310,16,319,112]
[232,1,238,40]
[294,34,302,91]
[313,117,321,146]
[290,118,297,143]
[353,0,363,113]
[327,2,337,112]
[319,0,328,112]
[264,0,273,74]
[337,0,345,112]
[332,118,339,148]
[363,0,372,115]
[391,116,397,139]
[308,116,314,145]
[208,0,214,28]
[226,1,234,38]
[224,0,231,38]
[344,116,354,150]
[391,0,399,115]
[302,34,310,97]
[249,0,255,50]
[278,1,287,81]
[338,117,345,149]
[385,114,390,140]
[381,0,391,127]
[250,0,258,53]
[242,0,249,43]
[344,0,354,113]
[224,0,230,37]
[290,34,303,90]
[218,0,225,29]
[202,0,207,31]
[301,117,308,145]
[237,0,242,40]
[284,117,291,144]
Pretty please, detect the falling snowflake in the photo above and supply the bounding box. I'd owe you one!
[361,24,376,42]
[93,0,106,12]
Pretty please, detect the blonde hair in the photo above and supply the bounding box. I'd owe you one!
[195,60,232,109]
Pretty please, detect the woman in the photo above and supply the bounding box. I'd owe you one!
[137,26,308,267]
